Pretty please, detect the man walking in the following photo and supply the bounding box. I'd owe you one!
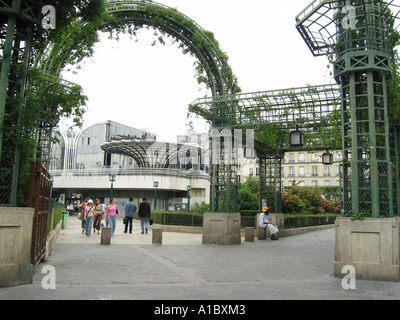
[124,198,137,234]
[138,198,151,234]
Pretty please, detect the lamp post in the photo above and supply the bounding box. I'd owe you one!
[187,185,191,212]
[153,181,159,210]
[322,152,333,165]
[109,174,116,200]
[290,124,304,147]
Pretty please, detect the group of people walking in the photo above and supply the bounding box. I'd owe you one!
[77,198,151,237]
[77,198,277,240]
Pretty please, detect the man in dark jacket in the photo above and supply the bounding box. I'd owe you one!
[124,198,137,234]
[138,198,151,234]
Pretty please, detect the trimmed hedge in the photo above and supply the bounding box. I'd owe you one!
[134,211,204,227]
[284,214,336,229]
[240,211,258,228]
[134,211,337,229]
[154,212,204,227]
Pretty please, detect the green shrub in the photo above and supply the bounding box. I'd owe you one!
[135,210,204,227]
[134,210,259,228]
[240,210,258,228]
[47,206,63,235]
[238,188,258,211]
[191,202,210,214]
[282,186,324,214]
[284,214,336,229]
[282,193,302,213]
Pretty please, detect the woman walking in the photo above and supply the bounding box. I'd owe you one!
[84,199,95,237]
[105,198,120,236]
[93,199,103,234]
[78,198,89,234]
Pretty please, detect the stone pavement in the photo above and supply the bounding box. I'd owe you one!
[1,216,400,301]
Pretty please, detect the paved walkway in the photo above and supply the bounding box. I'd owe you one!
[1,216,400,300]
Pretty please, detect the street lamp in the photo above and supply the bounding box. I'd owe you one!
[322,152,333,165]
[153,181,159,210]
[290,124,304,147]
[187,185,191,212]
[109,174,116,200]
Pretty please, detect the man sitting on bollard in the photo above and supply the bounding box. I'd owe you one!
[259,207,279,240]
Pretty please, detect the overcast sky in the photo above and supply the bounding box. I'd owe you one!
[61,0,336,142]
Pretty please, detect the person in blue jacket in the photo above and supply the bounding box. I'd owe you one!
[124,198,137,234]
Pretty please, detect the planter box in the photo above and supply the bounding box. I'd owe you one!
[0,208,34,287]
[334,216,400,282]
[202,213,241,245]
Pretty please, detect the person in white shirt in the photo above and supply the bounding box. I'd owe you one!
[259,206,279,240]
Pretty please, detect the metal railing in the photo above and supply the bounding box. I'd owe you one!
[50,167,210,179]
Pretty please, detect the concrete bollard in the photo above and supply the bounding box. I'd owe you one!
[152,227,162,245]
[257,227,266,240]
[245,227,254,242]
[101,227,111,245]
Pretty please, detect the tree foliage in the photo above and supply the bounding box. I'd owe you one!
[237,177,259,211]
[7,1,107,205]
[12,0,241,205]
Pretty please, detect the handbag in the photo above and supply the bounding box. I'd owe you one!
[123,217,127,224]
[149,218,153,225]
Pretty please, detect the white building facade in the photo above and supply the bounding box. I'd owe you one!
[50,121,210,213]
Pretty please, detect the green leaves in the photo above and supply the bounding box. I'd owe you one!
[341,211,371,221]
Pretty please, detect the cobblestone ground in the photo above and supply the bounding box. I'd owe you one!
[1,217,400,301]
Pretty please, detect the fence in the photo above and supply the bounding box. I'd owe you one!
[28,162,52,268]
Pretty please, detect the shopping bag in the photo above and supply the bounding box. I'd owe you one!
[268,224,279,235]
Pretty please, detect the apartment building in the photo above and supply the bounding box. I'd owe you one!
[176,132,342,190]
[238,150,342,190]
[281,151,342,189]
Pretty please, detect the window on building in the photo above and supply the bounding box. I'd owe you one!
[312,153,318,162]
[299,166,305,177]
[312,180,318,187]
[249,167,253,177]
[299,153,305,163]
[289,153,295,163]
[289,167,294,177]
[312,166,318,176]
[324,180,331,186]
[324,166,330,176]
